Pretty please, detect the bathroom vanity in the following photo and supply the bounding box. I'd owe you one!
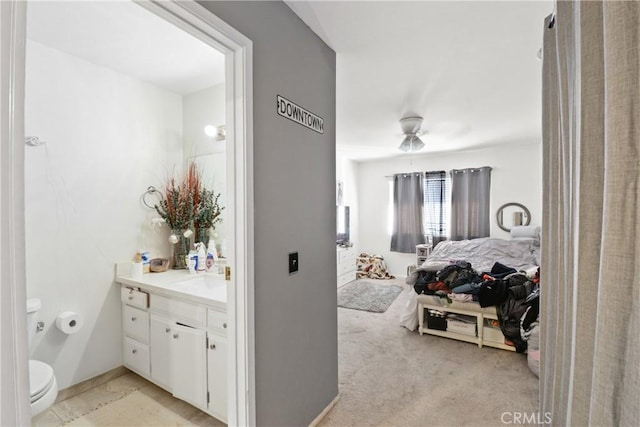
[116,270,227,423]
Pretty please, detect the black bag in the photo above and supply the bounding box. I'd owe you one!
[414,270,437,294]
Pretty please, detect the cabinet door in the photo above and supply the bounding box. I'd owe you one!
[207,333,227,421]
[150,314,173,391]
[171,323,207,409]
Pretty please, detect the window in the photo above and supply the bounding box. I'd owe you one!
[423,171,450,245]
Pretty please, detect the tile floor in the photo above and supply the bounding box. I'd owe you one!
[32,371,225,427]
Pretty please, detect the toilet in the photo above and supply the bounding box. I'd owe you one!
[27,298,58,417]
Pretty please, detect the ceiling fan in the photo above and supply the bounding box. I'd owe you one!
[398,116,426,152]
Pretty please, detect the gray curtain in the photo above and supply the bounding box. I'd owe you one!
[390,173,425,253]
[541,2,640,425]
[449,167,492,240]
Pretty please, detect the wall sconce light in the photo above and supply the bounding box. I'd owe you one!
[204,125,226,141]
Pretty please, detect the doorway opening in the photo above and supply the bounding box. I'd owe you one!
[0,1,253,425]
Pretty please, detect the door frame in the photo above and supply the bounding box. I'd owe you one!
[0,1,30,424]
[0,1,255,425]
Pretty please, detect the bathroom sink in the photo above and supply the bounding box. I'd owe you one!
[166,273,227,304]
[172,274,225,291]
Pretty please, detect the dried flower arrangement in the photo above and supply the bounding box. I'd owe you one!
[154,162,224,232]
[154,165,195,230]
[154,177,192,229]
[153,162,224,269]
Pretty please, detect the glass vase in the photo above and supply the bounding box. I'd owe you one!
[170,228,192,270]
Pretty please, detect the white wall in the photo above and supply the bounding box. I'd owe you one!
[357,143,542,276]
[24,41,183,389]
[183,83,227,250]
[336,152,359,245]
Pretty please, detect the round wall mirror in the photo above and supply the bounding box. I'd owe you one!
[496,202,531,232]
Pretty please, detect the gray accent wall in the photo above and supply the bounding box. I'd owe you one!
[197,2,338,426]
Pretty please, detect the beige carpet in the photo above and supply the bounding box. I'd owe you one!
[322,277,539,426]
[67,391,197,427]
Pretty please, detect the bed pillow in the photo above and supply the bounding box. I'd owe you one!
[511,225,541,239]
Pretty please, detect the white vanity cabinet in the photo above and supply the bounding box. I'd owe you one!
[123,336,150,376]
[170,322,207,408]
[118,274,227,423]
[206,308,228,421]
[121,288,150,377]
[207,333,227,419]
[149,314,172,390]
[147,306,212,413]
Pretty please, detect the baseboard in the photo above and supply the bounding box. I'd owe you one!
[55,366,129,403]
[308,394,339,427]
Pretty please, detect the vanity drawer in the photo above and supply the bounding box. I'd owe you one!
[123,337,150,376]
[150,294,206,328]
[207,308,227,336]
[121,287,148,309]
[123,305,149,344]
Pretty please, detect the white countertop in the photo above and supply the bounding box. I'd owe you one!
[116,269,227,309]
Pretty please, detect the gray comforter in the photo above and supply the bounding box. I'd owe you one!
[407,237,540,286]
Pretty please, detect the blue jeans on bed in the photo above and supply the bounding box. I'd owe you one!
[452,282,482,294]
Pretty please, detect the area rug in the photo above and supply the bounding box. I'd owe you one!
[338,280,402,313]
[67,390,197,426]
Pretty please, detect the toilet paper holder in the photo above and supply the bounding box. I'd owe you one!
[56,311,84,335]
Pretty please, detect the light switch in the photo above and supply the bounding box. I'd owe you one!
[289,252,299,274]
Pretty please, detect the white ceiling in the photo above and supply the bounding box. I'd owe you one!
[286,0,553,161]
[26,1,225,95]
[25,1,552,160]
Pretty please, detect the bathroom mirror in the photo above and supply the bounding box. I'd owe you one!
[183,84,227,251]
[496,202,531,232]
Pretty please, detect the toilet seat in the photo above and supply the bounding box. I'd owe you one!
[29,359,58,417]
[29,360,54,403]
[26,299,59,417]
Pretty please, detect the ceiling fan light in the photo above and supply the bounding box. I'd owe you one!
[399,116,423,134]
[412,137,425,151]
[398,136,412,152]
[398,116,426,152]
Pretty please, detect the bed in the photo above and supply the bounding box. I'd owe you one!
[400,234,541,353]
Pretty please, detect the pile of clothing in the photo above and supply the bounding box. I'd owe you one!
[414,261,540,354]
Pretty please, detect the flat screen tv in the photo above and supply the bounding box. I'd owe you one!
[337,206,350,245]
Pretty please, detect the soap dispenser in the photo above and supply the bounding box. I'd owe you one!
[196,242,206,272]
[207,238,218,272]
[187,246,198,274]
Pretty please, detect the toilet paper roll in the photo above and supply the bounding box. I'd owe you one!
[131,262,143,280]
[56,311,84,335]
